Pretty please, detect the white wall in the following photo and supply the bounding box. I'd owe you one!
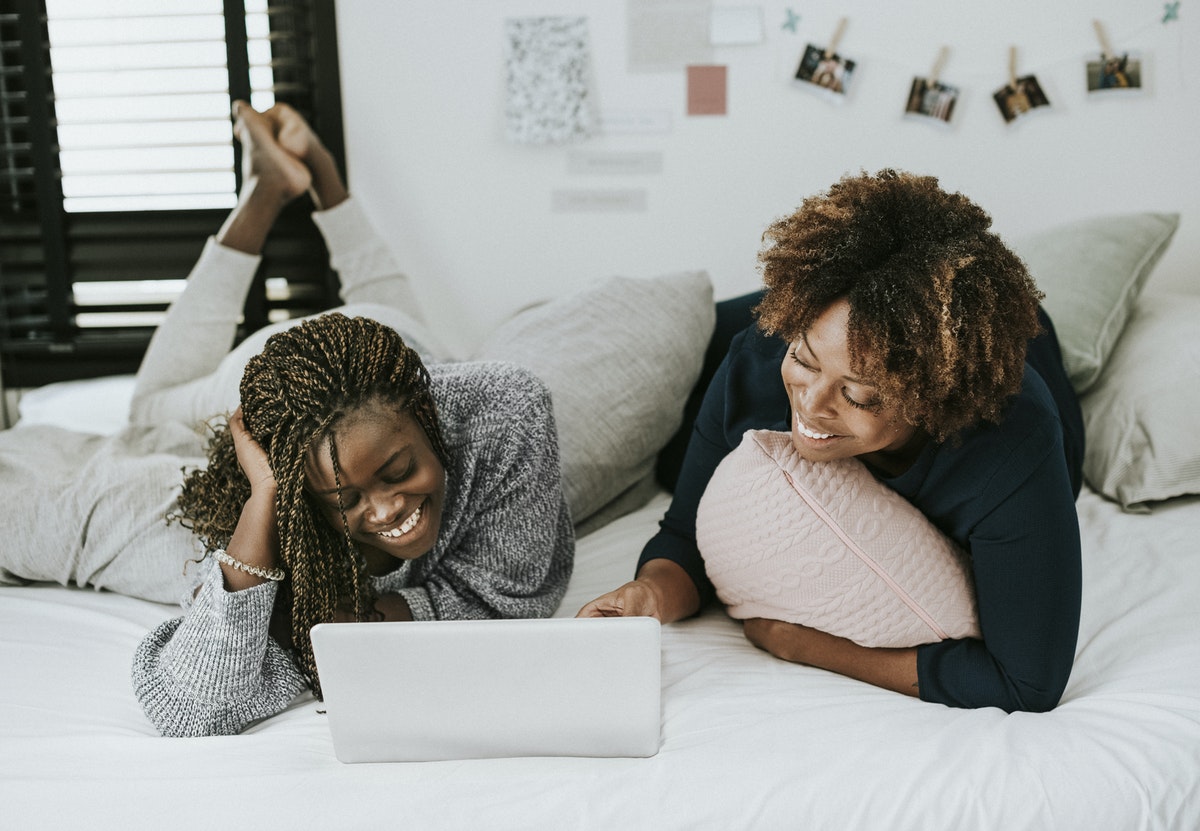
[335,0,1199,357]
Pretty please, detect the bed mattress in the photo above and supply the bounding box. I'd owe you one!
[4,481,1200,830]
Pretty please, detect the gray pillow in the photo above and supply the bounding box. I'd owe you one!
[474,271,715,525]
[1081,292,1200,511]
[1013,212,1179,394]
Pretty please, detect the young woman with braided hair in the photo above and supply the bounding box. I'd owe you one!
[0,102,572,736]
[161,313,455,701]
[580,170,1085,714]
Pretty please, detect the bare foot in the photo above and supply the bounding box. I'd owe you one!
[260,101,349,211]
[216,102,312,253]
[232,100,311,202]
[263,102,326,163]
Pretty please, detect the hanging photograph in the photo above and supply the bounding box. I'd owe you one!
[905,77,959,124]
[1087,52,1143,92]
[794,44,856,100]
[992,75,1049,123]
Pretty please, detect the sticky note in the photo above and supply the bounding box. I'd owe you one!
[687,65,728,115]
[710,6,763,45]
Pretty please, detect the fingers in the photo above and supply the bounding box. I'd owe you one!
[228,406,253,446]
[263,102,324,163]
[228,407,277,491]
[230,100,272,146]
[576,581,661,620]
[576,595,623,618]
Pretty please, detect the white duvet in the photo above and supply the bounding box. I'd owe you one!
[3,479,1200,830]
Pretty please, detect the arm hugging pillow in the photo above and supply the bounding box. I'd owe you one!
[696,430,980,648]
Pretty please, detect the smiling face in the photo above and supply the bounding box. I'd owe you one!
[304,397,446,574]
[781,298,926,475]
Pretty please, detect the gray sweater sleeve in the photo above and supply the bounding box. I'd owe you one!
[131,557,308,737]
[400,363,574,622]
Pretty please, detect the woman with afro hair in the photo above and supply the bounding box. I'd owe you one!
[581,169,1084,714]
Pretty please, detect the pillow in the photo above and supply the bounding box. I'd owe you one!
[1081,292,1200,511]
[1012,212,1178,394]
[474,271,715,525]
[16,374,135,436]
[695,429,979,648]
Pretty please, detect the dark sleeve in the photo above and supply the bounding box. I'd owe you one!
[916,439,1082,713]
[636,350,737,606]
[637,323,789,606]
[656,290,765,491]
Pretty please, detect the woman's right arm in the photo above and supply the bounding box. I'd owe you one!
[131,409,306,737]
[575,558,701,622]
[578,351,741,623]
[131,560,308,737]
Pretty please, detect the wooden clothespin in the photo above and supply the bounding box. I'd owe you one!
[928,46,949,86]
[1093,19,1115,60]
[823,17,847,59]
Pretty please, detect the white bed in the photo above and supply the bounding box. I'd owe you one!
[3,213,1200,830]
[4,482,1200,829]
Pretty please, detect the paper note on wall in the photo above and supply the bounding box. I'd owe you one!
[687,65,727,115]
[504,16,594,144]
[709,6,764,45]
[627,0,713,73]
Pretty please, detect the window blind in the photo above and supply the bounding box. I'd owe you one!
[0,0,343,387]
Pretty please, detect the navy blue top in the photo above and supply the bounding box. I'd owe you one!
[640,309,1084,713]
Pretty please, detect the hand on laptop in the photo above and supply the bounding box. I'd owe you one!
[576,559,700,622]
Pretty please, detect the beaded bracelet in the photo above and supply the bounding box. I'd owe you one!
[213,549,286,582]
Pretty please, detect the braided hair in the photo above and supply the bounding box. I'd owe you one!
[755,169,1043,442]
[174,312,446,695]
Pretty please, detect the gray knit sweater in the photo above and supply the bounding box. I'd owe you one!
[132,360,574,737]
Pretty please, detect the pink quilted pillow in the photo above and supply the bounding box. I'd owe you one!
[696,430,979,648]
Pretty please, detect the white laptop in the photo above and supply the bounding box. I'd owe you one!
[309,616,661,763]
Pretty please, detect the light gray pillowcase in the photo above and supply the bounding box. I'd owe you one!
[1081,292,1200,511]
[1013,212,1179,394]
[474,271,715,526]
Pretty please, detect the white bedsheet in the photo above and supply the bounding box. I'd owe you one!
[3,483,1200,830]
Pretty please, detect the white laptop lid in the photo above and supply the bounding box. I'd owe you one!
[309,616,661,763]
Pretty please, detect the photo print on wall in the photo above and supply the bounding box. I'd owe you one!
[905,47,957,125]
[993,48,1049,124]
[795,43,856,100]
[993,75,1049,122]
[1087,22,1144,95]
[905,78,959,123]
[1087,52,1144,93]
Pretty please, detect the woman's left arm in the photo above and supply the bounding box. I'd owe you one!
[745,446,1082,712]
[744,619,920,696]
[915,448,1082,712]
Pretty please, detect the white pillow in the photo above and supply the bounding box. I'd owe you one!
[697,430,979,648]
[1012,212,1178,394]
[474,271,715,525]
[1081,292,1200,510]
[15,374,135,435]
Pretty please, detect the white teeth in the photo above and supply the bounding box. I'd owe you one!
[796,415,834,440]
[377,505,422,538]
